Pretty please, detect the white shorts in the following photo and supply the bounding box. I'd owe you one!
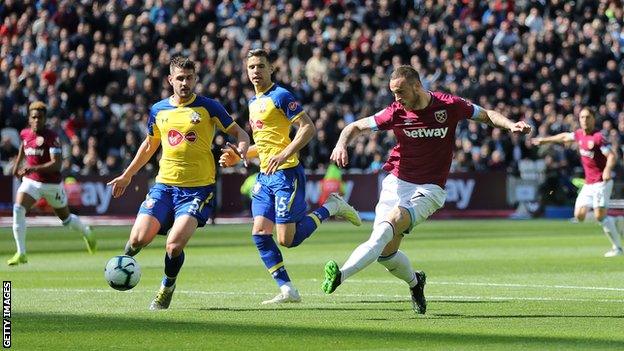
[374,174,446,234]
[575,180,613,210]
[17,177,68,208]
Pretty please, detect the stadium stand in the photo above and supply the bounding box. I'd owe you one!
[0,0,623,209]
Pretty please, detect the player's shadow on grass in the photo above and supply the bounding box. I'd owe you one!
[15,312,624,349]
[357,299,506,304]
[199,306,410,312]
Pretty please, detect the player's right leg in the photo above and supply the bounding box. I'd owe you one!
[322,207,408,294]
[8,190,38,266]
[126,214,162,256]
[126,184,172,257]
[274,166,361,249]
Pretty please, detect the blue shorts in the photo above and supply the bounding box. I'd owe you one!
[138,183,215,235]
[251,164,307,224]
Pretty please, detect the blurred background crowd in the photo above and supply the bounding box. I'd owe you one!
[1,0,623,203]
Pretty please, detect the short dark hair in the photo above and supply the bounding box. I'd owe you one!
[169,55,195,73]
[580,106,595,118]
[28,101,47,115]
[390,65,421,83]
[246,48,269,59]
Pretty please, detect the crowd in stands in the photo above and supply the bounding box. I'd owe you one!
[1,0,623,195]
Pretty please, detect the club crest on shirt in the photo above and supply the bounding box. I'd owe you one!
[168,129,184,146]
[434,110,447,123]
[35,136,45,146]
[587,141,594,149]
[189,111,201,124]
[288,101,298,111]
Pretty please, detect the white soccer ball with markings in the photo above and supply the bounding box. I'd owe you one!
[104,255,141,291]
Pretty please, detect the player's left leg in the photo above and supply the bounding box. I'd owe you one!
[282,193,361,248]
[53,206,96,254]
[43,181,96,254]
[274,165,361,249]
[594,180,622,257]
[373,186,444,313]
[378,235,427,314]
[596,207,622,257]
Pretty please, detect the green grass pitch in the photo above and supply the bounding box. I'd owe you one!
[1,220,623,350]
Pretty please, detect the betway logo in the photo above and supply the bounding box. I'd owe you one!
[580,149,595,159]
[24,148,44,156]
[403,127,448,138]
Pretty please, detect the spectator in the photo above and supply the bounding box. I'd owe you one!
[0,0,621,185]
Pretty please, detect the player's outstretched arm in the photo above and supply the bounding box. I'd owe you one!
[530,133,574,146]
[107,136,160,198]
[331,118,372,168]
[265,113,315,174]
[472,108,532,135]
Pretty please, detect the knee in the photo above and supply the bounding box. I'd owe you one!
[129,236,147,248]
[254,228,270,235]
[166,242,184,257]
[574,209,586,222]
[129,230,151,248]
[276,230,294,247]
[276,237,291,247]
[385,207,411,233]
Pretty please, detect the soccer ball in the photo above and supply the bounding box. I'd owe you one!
[104,255,141,291]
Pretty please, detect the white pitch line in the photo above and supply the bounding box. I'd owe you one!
[14,288,624,303]
[310,279,624,292]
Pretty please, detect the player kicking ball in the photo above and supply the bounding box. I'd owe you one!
[322,66,531,314]
[8,101,95,266]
